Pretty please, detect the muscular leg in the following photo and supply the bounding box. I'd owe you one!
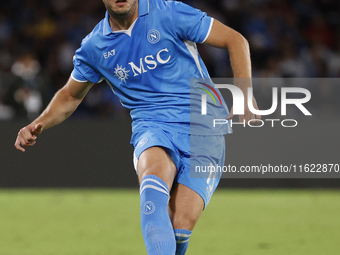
[169,184,204,231]
[137,147,177,255]
[137,146,204,255]
[169,184,204,255]
[137,146,177,188]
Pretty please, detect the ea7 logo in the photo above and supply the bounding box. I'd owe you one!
[103,49,115,59]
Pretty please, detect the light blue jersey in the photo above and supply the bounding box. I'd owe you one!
[71,0,230,135]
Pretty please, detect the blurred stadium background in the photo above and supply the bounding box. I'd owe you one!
[1,0,340,121]
[0,0,339,254]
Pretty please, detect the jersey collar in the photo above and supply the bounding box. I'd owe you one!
[139,0,150,17]
[103,0,150,36]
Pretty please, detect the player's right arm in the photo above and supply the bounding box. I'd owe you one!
[204,19,261,123]
[14,77,94,152]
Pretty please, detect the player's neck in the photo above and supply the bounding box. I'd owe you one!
[108,6,138,31]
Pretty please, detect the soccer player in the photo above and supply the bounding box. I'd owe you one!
[15,0,260,254]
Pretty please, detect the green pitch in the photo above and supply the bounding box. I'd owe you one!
[0,189,339,255]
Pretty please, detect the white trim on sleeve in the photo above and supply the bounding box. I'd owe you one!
[71,74,88,83]
[201,18,214,43]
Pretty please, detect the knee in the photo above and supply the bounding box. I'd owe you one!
[137,147,177,188]
[171,209,201,231]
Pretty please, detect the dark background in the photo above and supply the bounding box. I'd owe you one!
[1,0,340,188]
[1,118,339,188]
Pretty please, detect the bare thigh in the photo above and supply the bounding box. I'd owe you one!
[169,184,204,231]
[137,146,177,190]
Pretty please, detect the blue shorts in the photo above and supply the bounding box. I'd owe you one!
[131,123,226,208]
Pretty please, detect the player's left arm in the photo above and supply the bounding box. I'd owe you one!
[204,19,261,123]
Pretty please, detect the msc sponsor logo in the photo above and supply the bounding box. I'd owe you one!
[114,48,171,82]
[128,48,171,77]
[114,64,130,83]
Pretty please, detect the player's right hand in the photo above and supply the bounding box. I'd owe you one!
[14,123,43,152]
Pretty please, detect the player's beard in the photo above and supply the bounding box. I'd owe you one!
[103,0,138,18]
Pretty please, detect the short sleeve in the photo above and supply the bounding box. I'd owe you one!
[171,1,213,43]
[71,46,102,83]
